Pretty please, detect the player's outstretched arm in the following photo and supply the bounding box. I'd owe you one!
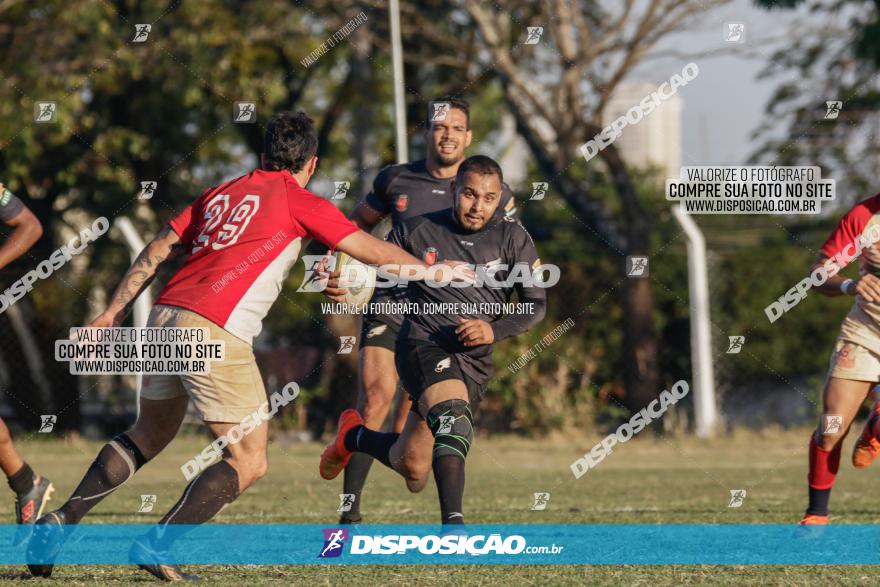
[0,185,42,270]
[336,229,424,270]
[809,255,873,299]
[88,224,186,327]
[319,229,406,302]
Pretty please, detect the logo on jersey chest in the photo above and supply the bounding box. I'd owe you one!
[395,194,409,212]
[424,246,438,265]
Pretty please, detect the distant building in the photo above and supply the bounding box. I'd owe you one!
[604,83,682,180]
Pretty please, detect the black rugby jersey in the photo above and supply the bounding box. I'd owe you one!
[360,160,517,325]
[388,209,546,384]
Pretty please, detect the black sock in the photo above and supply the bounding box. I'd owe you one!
[8,462,34,496]
[344,425,398,468]
[148,460,240,551]
[433,455,465,524]
[341,453,374,520]
[60,433,148,524]
[807,487,832,516]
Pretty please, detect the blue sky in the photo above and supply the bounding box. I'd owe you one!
[633,0,806,165]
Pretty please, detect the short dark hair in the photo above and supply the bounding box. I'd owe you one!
[455,155,503,186]
[263,111,318,173]
[427,96,470,129]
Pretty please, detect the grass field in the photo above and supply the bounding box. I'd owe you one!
[1,426,879,585]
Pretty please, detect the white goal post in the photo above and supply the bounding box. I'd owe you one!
[672,204,718,437]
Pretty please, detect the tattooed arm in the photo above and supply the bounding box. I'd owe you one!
[87,224,187,327]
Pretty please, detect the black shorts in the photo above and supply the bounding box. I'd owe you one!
[359,315,399,351]
[394,337,485,415]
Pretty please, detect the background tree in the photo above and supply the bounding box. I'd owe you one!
[0,0,846,438]
[752,0,880,200]
[0,0,356,431]
[462,0,726,411]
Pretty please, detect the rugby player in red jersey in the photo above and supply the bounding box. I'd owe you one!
[0,182,53,532]
[27,112,466,580]
[799,194,880,524]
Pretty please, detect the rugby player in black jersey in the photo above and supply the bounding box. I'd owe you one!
[0,182,53,533]
[320,156,545,525]
[323,97,517,524]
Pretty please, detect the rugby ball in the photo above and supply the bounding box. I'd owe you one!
[334,251,377,309]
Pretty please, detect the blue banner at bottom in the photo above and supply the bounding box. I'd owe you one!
[5,524,880,565]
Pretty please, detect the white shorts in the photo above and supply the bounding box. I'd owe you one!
[827,338,880,382]
[139,305,267,422]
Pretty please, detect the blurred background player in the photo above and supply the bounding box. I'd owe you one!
[320,156,545,525]
[322,96,517,524]
[800,194,880,524]
[0,182,53,530]
[26,112,465,581]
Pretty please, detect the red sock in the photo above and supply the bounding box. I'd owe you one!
[808,434,841,490]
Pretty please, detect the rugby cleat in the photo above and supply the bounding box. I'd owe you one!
[852,407,880,468]
[319,409,363,480]
[14,475,54,545]
[799,513,829,525]
[26,510,67,577]
[130,537,200,582]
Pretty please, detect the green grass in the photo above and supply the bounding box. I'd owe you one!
[1,426,879,585]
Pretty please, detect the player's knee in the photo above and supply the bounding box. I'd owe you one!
[237,463,267,491]
[226,450,267,489]
[398,454,431,486]
[246,455,269,485]
[405,473,430,493]
[426,399,474,460]
[252,458,269,483]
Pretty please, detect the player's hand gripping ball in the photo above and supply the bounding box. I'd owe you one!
[332,251,377,310]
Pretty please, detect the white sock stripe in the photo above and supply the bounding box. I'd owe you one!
[162,473,200,527]
[108,439,136,478]
[81,486,123,501]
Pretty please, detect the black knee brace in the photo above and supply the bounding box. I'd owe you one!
[426,399,474,461]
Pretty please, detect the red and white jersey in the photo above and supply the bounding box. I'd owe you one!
[821,193,880,353]
[156,169,358,343]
